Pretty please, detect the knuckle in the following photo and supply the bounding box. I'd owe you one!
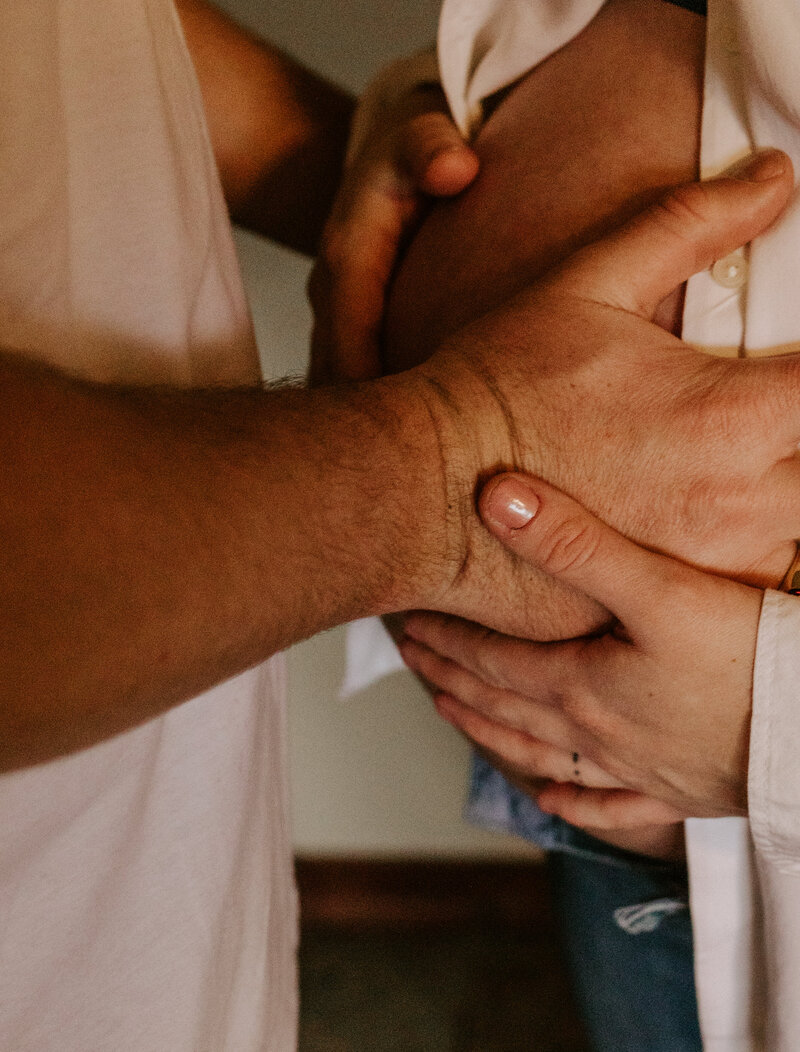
[561,688,602,738]
[557,673,613,744]
[685,370,751,445]
[656,182,712,233]
[648,184,714,268]
[405,109,444,140]
[650,382,761,555]
[672,473,752,558]
[400,114,462,178]
[536,517,602,576]
[669,477,723,549]
[410,110,454,145]
[766,356,800,429]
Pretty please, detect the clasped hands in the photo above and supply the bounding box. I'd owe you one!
[401,472,762,831]
[394,154,800,835]
[308,89,800,834]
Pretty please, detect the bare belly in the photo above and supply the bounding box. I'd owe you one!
[385,0,704,366]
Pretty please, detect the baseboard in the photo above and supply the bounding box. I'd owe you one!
[295,857,554,931]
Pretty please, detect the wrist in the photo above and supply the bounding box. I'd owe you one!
[390,349,522,609]
[357,371,462,614]
[331,359,516,617]
[271,374,460,623]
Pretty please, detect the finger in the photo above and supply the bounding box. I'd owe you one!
[475,756,550,802]
[403,612,545,694]
[422,144,480,197]
[309,307,381,385]
[402,614,624,744]
[397,107,479,196]
[560,149,793,319]
[399,635,571,745]
[714,454,800,587]
[308,181,415,381]
[434,694,623,789]
[536,782,684,830]
[479,473,731,643]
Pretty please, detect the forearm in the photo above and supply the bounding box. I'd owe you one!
[0,353,444,768]
[177,0,354,254]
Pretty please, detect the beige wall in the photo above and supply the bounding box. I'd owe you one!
[219,0,530,858]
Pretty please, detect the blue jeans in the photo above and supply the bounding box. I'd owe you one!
[467,754,702,1052]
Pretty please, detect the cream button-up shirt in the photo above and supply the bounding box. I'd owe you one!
[437,1,800,1048]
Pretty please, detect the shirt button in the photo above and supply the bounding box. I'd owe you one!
[711,252,748,289]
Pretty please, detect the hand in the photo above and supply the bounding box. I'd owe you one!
[308,81,478,384]
[402,612,687,857]
[487,743,687,858]
[411,150,800,641]
[401,472,767,819]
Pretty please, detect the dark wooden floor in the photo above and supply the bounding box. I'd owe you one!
[297,859,590,1052]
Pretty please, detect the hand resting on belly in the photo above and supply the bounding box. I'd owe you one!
[384,0,795,643]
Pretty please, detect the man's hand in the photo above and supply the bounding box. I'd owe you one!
[401,472,766,819]
[308,81,478,384]
[3,153,796,770]
[415,150,800,639]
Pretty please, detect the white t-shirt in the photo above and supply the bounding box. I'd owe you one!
[438,1,800,1048]
[0,2,297,1048]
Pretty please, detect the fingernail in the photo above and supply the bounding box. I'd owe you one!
[726,148,788,183]
[483,477,540,530]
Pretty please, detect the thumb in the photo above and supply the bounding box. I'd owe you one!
[479,473,693,638]
[398,108,480,197]
[558,149,793,319]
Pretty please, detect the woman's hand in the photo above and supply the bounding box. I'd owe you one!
[401,473,766,819]
[470,740,686,859]
[402,611,687,859]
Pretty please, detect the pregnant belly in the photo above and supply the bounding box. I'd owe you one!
[382,0,707,858]
[382,0,714,644]
[384,0,704,368]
